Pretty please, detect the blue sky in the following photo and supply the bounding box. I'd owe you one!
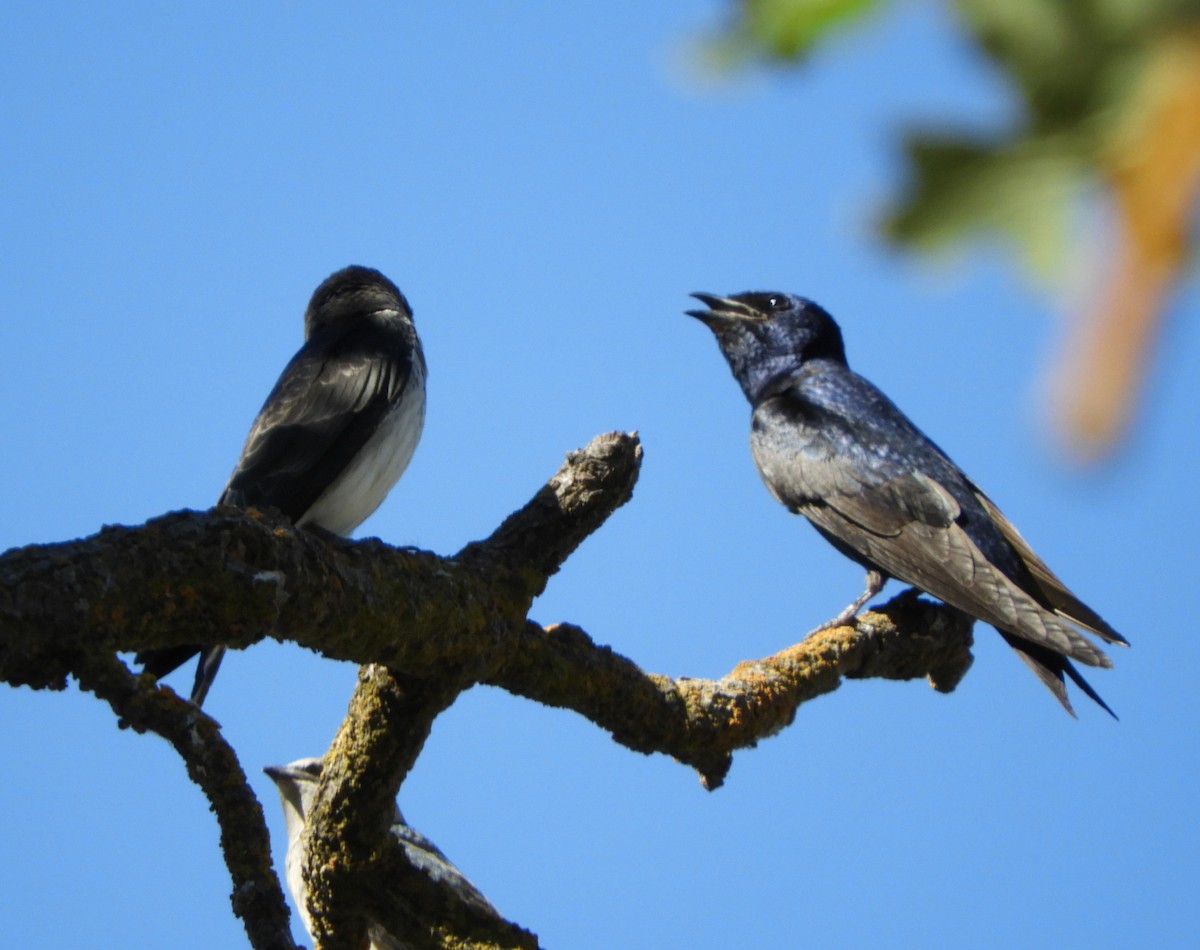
[2,2,1197,948]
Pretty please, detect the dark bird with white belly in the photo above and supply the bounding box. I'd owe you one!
[137,265,426,705]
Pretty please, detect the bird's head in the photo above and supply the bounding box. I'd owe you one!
[304,265,412,339]
[264,756,324,834]
[687,291,846,404]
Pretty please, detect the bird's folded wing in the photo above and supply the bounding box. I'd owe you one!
[220,326,412,521]
[800,482,1112,669]
[972,487,1127,646]
[751,386,1113,668]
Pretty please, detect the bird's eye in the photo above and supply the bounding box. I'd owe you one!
[766,295,788,312]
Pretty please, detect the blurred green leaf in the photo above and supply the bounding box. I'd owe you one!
[708,0,1200,457]
[711,0,1200,278]
[883,133,1085,279]
[883,0,1199,278]
[951,0,1162,135]
[708,0,886,66]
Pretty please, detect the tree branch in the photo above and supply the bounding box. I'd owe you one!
[71,652,298,950]
[0,432,645,688]
[0,429,976,946]
[297,433,644,948]
[489,593,974,790]
[304,668,537,950]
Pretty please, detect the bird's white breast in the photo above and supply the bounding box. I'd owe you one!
[299,363,426,537]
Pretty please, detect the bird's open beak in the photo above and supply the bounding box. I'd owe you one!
[686,292,761,326]
[263,764,304,783]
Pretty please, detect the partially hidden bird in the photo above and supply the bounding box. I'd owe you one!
[688,291,1127,717]
[137,265,426,705]
[264,757,499,949]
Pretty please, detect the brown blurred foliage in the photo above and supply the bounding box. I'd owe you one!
[708,0,1200,461]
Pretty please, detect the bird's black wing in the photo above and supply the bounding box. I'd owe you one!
[220,314,418,521]
[750,372,1112,671]
[135,316,417,696]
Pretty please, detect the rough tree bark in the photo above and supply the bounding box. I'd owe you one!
[0,431,974,949]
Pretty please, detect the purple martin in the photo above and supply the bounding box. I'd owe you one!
[688,291,1127,716]
[137,266,426,705]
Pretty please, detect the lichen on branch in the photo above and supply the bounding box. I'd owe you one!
[0,430,975,948]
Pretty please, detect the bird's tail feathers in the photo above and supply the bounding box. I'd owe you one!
[134,643,225,707]
[999,632,1117,719]
[135,644,201,679]
[1060,656,1118,719]
[189,645,226,706]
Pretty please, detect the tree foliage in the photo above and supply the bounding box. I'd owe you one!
[709,0,1200,459]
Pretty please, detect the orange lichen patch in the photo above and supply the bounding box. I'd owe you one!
[728,658,773,682]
